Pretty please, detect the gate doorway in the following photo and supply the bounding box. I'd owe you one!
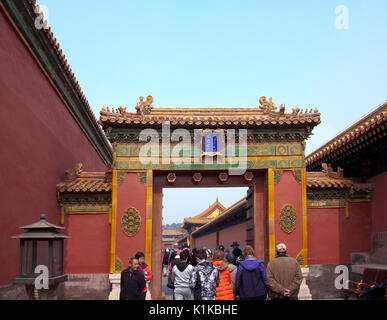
[151,170,267,299]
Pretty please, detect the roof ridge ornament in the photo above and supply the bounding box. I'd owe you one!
[64,162,83,183]
[259,96,277,113]
[322,163,344,179]
[135,95,154,115]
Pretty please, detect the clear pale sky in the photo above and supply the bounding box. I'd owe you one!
[40,1,387,224]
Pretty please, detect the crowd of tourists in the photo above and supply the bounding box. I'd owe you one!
[120,241,304,301]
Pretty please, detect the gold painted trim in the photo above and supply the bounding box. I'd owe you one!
[110,170,118,273]
[60,206,64,225]
[145,170,153,269]
[268,169,275,261]
[301,168,308,267]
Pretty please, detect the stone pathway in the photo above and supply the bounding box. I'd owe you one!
[162,274,174,300]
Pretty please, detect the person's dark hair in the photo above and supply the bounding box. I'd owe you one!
[180,250,189,261]
[135,251,145,259]
[129,257,138,264]
[195,248,207,260]
[217,245,225,251]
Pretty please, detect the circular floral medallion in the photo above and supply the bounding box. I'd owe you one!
[121,207,141,237]
[279,204,297,233]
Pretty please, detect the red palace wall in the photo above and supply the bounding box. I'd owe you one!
[193,222,248,249]
[308,202,371,265]
[194,232,217,248]
[0,12,108,285]
[368,172,387,233]
[339,201,371,263]
[64,215,111,273]
[307,208,341,265]
[218,222,248,247]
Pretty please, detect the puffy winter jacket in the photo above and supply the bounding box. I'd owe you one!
[211,260,234,300]
[138,263,153,293]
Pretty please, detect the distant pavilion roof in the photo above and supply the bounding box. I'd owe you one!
[181,199,227,229]
[191,197,247,237]
[162,229,185,237]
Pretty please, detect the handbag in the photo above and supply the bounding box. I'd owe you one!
[167,272,175,289]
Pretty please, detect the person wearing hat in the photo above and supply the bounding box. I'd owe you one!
[230,241,242,262]
[266,243,303,300]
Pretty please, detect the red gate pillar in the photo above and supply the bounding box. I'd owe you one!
[267,168,307,266]
[110,171,148,273]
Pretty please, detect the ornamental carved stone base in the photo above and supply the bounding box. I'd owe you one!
[108,273,121,300]
[298,268,312,300]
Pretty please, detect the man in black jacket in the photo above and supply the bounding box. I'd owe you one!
[120,258,146,300]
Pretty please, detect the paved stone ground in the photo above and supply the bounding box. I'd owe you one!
[161,274,174,300]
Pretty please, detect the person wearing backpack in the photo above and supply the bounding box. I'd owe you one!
[235,245,268,300]
[189,248,219,300]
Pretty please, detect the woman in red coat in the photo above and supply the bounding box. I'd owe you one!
[211,250,234,300]
[135,252,153,300]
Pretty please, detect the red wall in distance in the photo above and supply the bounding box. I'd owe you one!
[194,232,217,248]
[0,11,108,285]
[219,222,247,247]
[368,172,387,233]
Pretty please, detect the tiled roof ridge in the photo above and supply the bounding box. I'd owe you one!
[27,0,110,148]
[56,163,112,192]
[98,96,321,127]
[306,102,387,166]
[306,163,373,191]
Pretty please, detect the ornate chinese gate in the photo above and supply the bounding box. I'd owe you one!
[58,96,320,299]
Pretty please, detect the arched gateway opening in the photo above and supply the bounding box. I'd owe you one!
[57,96,320,299]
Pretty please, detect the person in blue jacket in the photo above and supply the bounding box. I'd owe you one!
[235,245,268,300]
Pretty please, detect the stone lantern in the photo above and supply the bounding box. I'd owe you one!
[12,214,71,299]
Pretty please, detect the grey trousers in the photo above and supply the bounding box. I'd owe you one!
[174,287,193,300]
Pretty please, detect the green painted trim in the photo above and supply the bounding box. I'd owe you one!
[63,206,110,213]
[113,158,304,170]
[114,143,303,157]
